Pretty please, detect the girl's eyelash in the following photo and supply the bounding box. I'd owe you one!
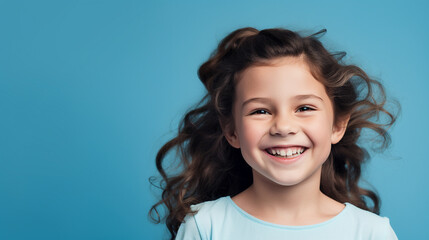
[249,106,315,115]
[297,106,315,112]
[250,109,270,115]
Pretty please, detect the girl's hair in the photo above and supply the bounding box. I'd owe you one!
[149,27,397,239]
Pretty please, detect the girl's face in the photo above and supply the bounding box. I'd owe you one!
[225,56,347,188]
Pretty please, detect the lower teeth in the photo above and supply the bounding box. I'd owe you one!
[277,154,298,158]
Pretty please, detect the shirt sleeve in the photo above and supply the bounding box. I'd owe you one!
[176,214,202,240]
[384,218,398,240]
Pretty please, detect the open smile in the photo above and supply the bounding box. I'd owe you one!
[265,146,307,159]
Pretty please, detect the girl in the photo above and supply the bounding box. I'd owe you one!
[150,27,398,240]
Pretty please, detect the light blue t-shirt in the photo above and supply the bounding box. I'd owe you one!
[176,196,398,240]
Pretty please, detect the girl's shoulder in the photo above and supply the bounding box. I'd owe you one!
[342,203,398,239]
[188,196,232,226]
[176,197,231,240]
[344,203,391,225]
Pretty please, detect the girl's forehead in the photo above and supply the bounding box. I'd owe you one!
[237,59,323,93]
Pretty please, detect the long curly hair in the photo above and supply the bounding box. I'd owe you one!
[149,27,397,239]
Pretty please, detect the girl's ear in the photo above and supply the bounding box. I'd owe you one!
[221,121,241,149]
[331,114,351,144]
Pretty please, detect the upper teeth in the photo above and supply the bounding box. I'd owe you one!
[267,147,305,158]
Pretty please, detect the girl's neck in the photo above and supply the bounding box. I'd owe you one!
[250,170,324,216]
[232,170,345,226]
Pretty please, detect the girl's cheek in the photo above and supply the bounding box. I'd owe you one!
[241,121,265,141]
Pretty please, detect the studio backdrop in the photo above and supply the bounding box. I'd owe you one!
[1,0,428,239]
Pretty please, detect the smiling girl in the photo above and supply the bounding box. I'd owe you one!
[150,27,398,239]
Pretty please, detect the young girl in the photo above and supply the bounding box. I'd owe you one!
[150,27,398,240]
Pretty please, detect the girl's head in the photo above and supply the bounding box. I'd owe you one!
[224,56,349,188]
[150,27,396,238]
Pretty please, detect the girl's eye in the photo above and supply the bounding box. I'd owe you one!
[297,106,315,112]
[250,109,270,115]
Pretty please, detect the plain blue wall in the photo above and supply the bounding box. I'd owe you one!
[1,0,428,239]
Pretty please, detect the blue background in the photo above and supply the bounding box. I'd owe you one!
[1,0,428,239]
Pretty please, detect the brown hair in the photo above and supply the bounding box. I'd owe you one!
[149,27,397,239]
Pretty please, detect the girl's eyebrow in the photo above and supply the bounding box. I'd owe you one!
[294,94,324,102]
[242,94,323,108]
[241,98,271,108]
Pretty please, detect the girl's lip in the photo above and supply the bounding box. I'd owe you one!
[263,148,306,164]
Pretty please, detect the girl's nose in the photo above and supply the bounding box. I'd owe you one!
[269,114,298,137]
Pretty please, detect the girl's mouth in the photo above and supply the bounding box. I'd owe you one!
[265,147,307,159]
